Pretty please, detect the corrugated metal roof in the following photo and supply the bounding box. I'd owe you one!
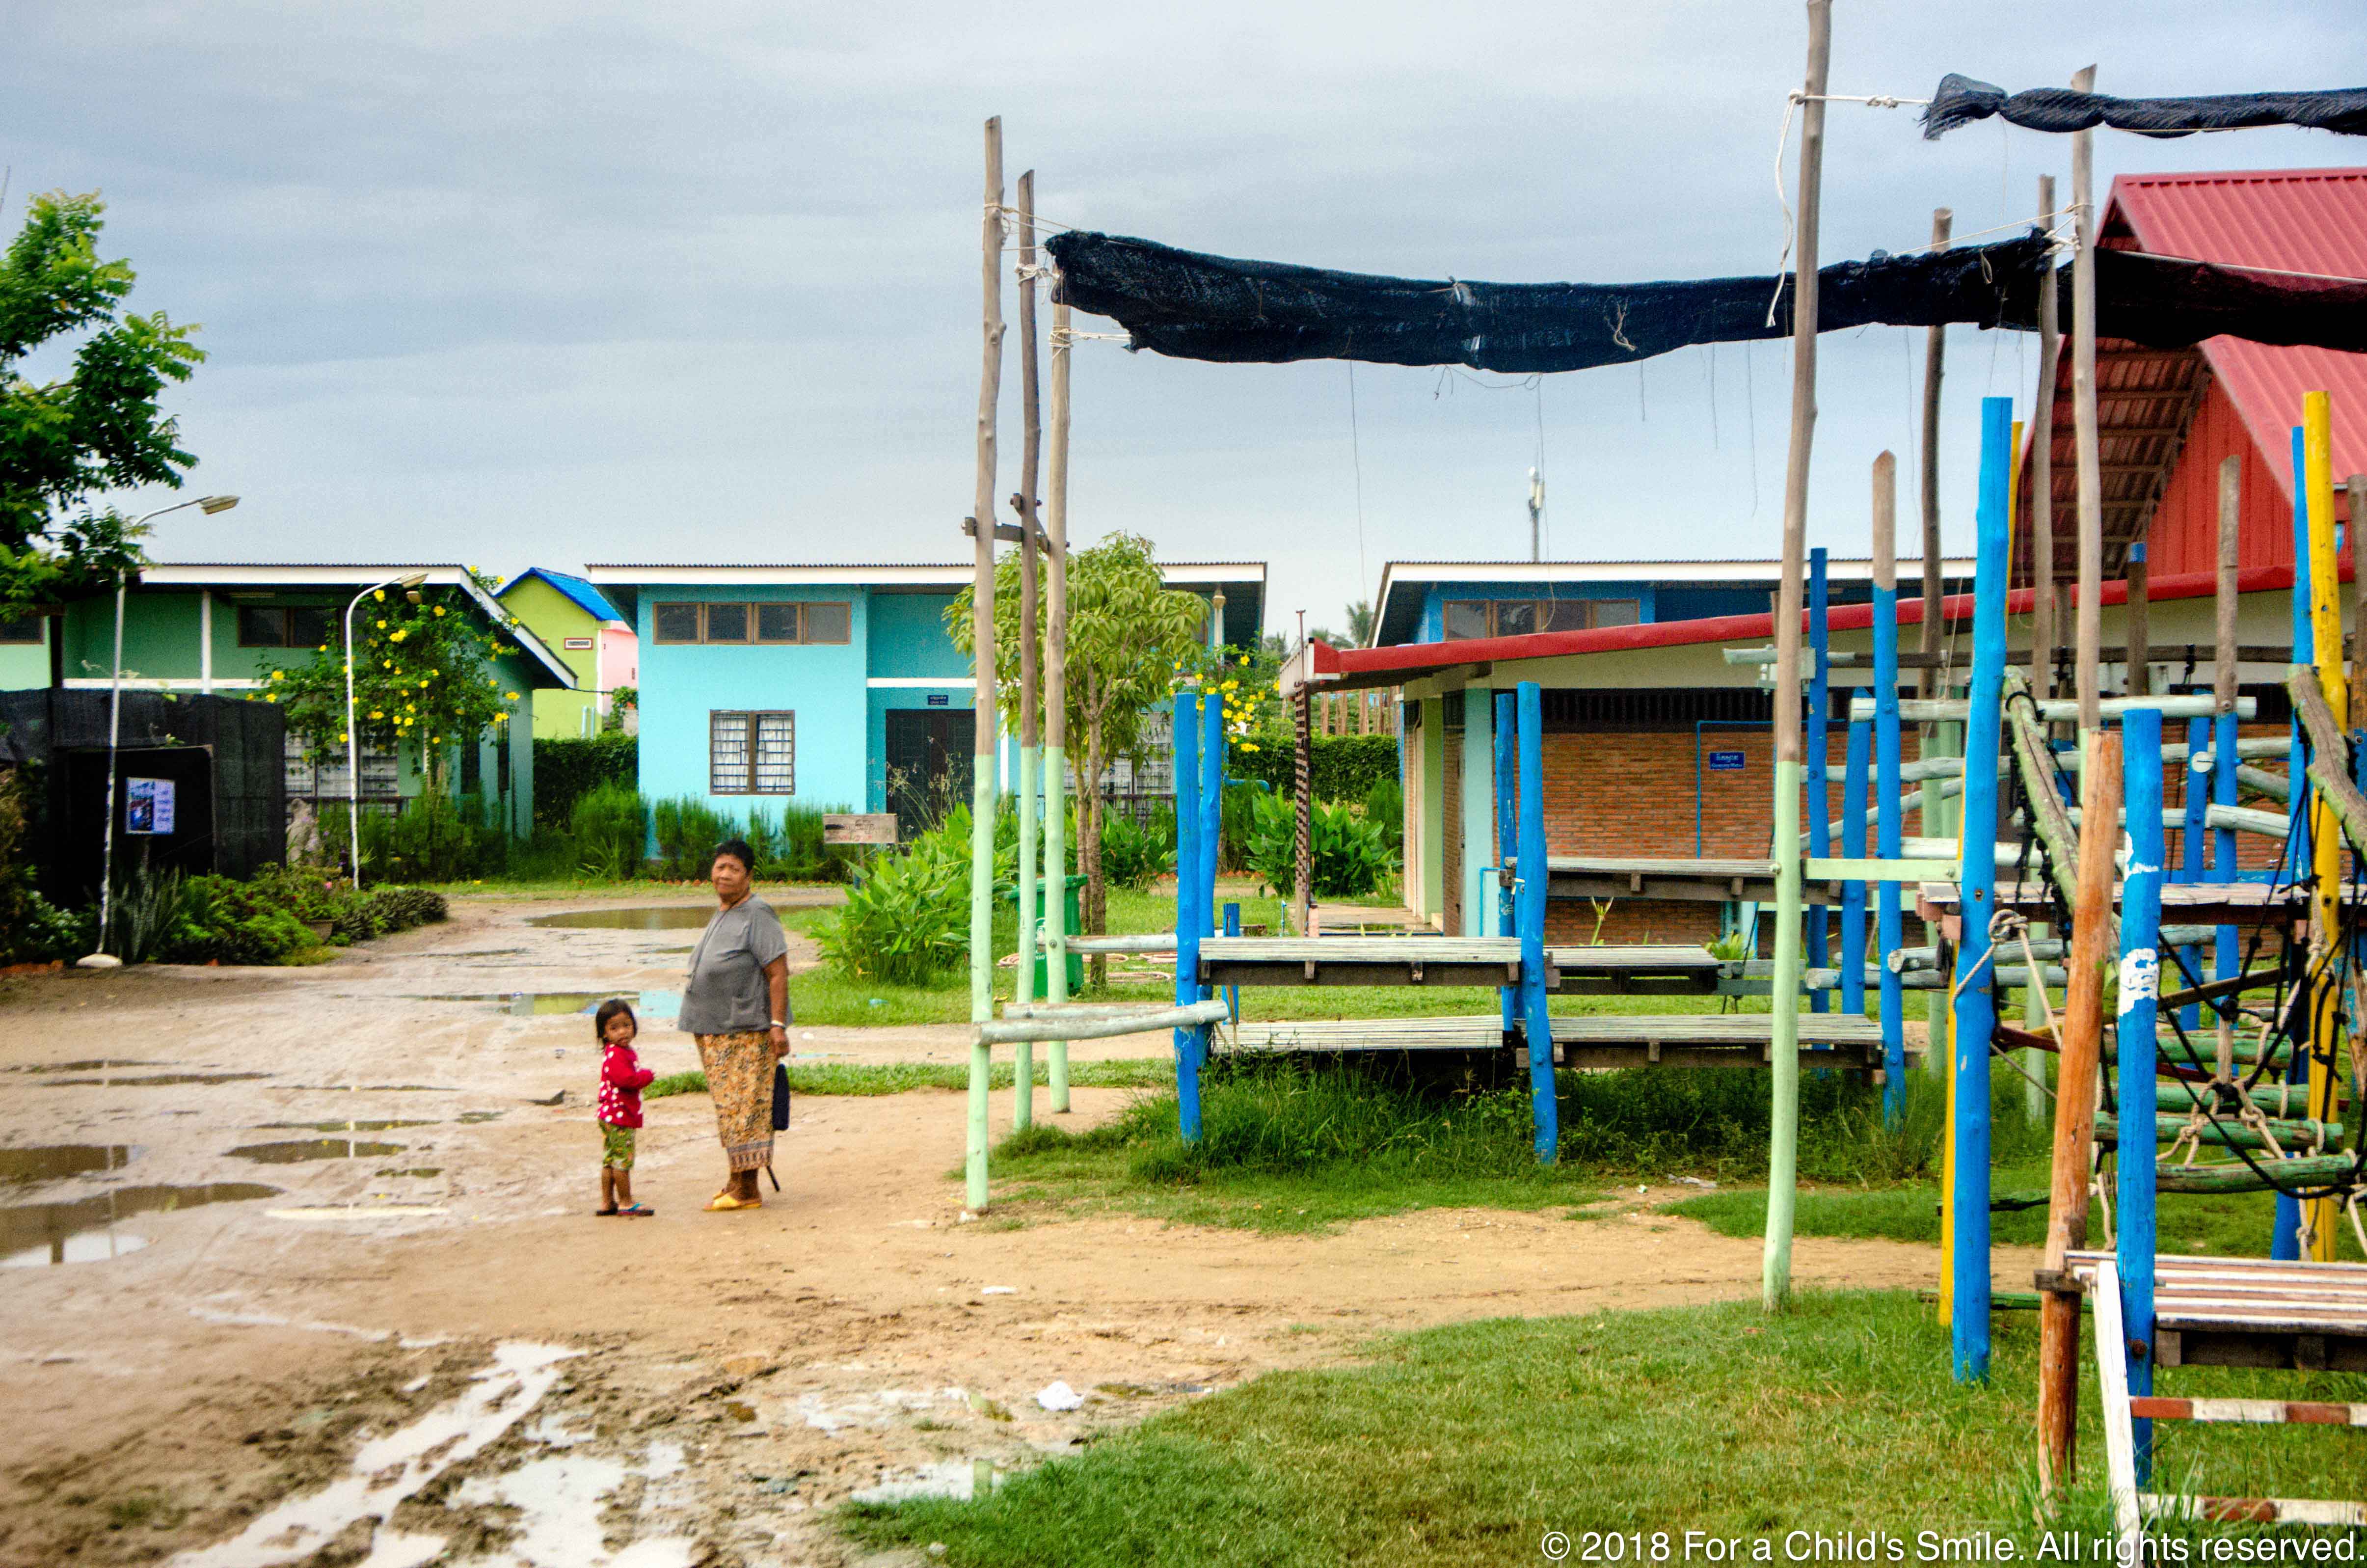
[2115,167,2367,494]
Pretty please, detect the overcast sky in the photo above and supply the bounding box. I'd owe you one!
[10,1,2361,640]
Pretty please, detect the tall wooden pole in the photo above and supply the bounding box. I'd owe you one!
[1763,0,1829,1315]
[1043,282,1074,1111]
[2071,66,2103,735]
[2349,477,2367,724]
[2031,175,2060,703]
[1919,209,1952,701]
[2037,729,2121,1491]
[1873,452,1907,1125]
[2125,545,2151,697]
[1011,168,1043,1133]
[2213,457,2241,1083]
[965,117,1006,1211]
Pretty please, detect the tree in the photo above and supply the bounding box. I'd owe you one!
[0,192,207,619]
[948,532,1207,959]
[1342,598,1376,649]
[264,576,519,792]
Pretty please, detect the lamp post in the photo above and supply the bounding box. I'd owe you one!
[81,495,240,969]
[344,572,430,891]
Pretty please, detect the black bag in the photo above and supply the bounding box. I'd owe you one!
[771,1061,791,1131]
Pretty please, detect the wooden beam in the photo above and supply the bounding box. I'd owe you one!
[1920,208,1951,702]
[2071,64,2102,734]
[2031,173,2059,699]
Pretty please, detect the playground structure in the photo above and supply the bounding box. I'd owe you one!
[954,9,2367,1529]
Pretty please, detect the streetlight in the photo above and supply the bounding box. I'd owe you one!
[344,572,428,891]
[81,495,240,969]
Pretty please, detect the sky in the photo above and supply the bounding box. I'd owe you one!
[8,0,2363,643]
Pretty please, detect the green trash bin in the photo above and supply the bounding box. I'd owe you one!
[999,874,1088,994]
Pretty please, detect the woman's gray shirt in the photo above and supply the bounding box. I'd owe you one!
[678,896,790,1035]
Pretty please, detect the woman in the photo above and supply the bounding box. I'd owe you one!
[678,838,790,1211]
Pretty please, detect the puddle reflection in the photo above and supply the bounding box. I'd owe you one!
[527,907,716,931]
[0,1182,281,1268]
[0,1145,139,1185]
[228,1139,405,1165]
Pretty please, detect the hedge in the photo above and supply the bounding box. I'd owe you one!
[534,733,637,828]
[1227,731,1399,803]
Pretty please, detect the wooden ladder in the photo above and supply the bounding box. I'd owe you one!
[2085,1254,2367,1541]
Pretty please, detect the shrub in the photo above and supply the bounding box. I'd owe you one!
[533,733,637,829]
[1228,731,1400,802]
[1242,791,1398,898]
[1100,806,1176,892]
[157,868,446,963]
[570,784,646,879]
[1217,781,1263,872]
[651,797,731,880]
[1362,774,1403,853]
[815,824,967,985]
[332,886,448,943]
[341,792,507,884]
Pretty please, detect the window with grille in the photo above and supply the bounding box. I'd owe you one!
[1441,598,1641,640]
[285,732,399,799]
[711,710,794,794]
[655,602,852,645]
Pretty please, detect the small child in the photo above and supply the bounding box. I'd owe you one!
[595,999,655,1217]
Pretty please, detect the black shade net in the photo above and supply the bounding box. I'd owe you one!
[1046,229,2367,372]
[1045,230,2049,374]
[1921,73,2367,140]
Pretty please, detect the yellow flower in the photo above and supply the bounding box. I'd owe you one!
[373,590,385,602]
[432,606,446,618]
[505,691,519,702]
[269,670,283,682]
[368,709,384,720]
[376,619,387,629]
[404,703,415,712]
[383,660,394,670]
[318,644,328,652]
[390,630,407,643]
[263,693,278,703]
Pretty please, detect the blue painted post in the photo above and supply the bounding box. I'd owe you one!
[1194,694,1224,1093]
[1842,717,1869,1015]
[2179,715,2208,1035]
[1949,395,2015,1383]
[1808,548,1831,1012]
[1496,692,1519,1039]
[1873,512,1905,1126]
[2276,427,2311,1260]
[1516,681,1558,1163]
[1172,693,1204,1143]
[2117,704,2166,1483]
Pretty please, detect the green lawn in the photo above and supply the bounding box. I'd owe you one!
[843,1290,2367,1562]
[646,1058,1170,1100]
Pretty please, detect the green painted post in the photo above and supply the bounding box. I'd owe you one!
[1764,757,1805,1308]
[1014,743,1036,1132]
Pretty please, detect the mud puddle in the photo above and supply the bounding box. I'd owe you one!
[254,1119,434,1133]
[528,907,715,930]
[39,1073,271,1088]
[228,1139,406,1165]
[0,1145,140,1184]
[1,1182,281,1268]
[408,989,682,1019]
[7,1059,163,1074]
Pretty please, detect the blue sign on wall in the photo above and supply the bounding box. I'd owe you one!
[1706,750,1747,772]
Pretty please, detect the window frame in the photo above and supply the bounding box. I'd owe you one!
[1440,597,1642,640]
[0,610,43,645]
[653,601,853,646]
[236,604,340,649]
[710,709,796,796]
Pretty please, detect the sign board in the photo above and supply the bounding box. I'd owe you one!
[926,693,950,707]
[125,777,176,835]
[822,812,900,845]
[563,636,594,650]
[1706,750,1747,773]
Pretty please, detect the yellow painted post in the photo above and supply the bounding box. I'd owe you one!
[2302,390,2344,1260]
[1937,977,1957,1326]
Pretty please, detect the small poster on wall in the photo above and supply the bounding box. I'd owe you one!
[125,777,176,835]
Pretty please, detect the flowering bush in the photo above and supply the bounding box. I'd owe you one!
[263,573,521,789]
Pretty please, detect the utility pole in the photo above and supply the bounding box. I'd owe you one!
[1527,467,1545,562]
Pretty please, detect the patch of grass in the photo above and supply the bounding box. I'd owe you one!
[645,1058,1171,1101]
[983,1065,1604,1233]
[1669,1175,2367,1261]
[842,1291,2367,1563]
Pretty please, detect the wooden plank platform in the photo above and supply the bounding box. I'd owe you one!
[1196,937,1532,989]
[1921,881,2315,934]
[1545,857,1820,906]
[1545,944,1724,995]
[1550,1013,1888,1070]
[1224,1012,1894,1070]
[2069,1251,2367,1373]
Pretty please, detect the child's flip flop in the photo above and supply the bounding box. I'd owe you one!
[594,1207,619,1217]
[617,1204,654,1217]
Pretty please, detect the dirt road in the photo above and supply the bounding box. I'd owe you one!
[0,896,1998,1567]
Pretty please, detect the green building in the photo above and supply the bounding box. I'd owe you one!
[495,568,636,740]
[0,609,50,689]
[39,563,575,838]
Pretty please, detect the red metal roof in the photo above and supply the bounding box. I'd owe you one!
[2112,167,2367,494]
[1309,560,2321,691]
